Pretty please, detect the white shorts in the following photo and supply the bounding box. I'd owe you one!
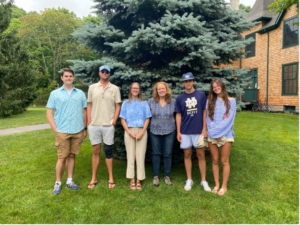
[88,125,115,145]
[180,134,203,149]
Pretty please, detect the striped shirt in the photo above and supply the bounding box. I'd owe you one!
[206,98,236,138]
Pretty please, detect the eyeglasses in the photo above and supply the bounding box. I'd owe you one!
[100,70,110,74]
[182,80,193,83]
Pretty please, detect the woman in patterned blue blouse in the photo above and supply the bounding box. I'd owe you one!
[120,82,152,190]
[148,82,176,187]
[206,78,236,196]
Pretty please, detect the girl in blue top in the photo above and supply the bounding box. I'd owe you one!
[206,78,236,196]
[120,82,152,190]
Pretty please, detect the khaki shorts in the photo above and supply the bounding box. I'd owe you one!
[208,137,234,147]
[55,131,84,159]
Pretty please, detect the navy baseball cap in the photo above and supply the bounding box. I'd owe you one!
[99,65,111,72]
[181,72,194,81]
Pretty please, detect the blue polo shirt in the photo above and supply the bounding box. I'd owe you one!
[46,86,87,134]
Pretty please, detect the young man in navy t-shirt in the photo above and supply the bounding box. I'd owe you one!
[175,72,211,191]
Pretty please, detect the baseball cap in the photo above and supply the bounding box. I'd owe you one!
[99,65,111,72]
[181,72,194,81]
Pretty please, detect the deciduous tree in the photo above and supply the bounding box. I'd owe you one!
[269,0,299,14]
[0,0,36,116]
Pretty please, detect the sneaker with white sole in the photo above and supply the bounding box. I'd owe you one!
[184,179,193,191]
[200,181,211,192]
[53,182,61,195]
[66,181,80,190]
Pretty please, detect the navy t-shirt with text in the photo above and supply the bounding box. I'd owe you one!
[175,90,207,134]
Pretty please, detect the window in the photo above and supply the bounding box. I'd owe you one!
[282,63,298,95]
[283,16,299,48]
[245,33,255,58]
[247,69,258,89]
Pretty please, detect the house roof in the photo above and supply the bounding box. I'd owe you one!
[246,0,286,33]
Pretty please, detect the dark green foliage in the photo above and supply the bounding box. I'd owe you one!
[0,0,36,116]
[239,4,251,13]
[70,0,254,160]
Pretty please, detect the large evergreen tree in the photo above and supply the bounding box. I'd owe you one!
[0,0,36,116]
[71,0,253,96]
[70,0,254,159]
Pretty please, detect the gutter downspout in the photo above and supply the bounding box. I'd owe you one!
[266,32,269,105]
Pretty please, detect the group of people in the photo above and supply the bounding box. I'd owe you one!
[46,65,236,196]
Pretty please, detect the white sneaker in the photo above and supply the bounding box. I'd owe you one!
[201,181,211,192]
[184,180,194,191]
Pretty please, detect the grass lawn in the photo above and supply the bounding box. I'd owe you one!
[0,107,47,129]
[0,111,298,223]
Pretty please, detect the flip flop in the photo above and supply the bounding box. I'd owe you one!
[217,188,227,196]
[212,186,219,194]
[88,181,98,189]
[108,181,116,189]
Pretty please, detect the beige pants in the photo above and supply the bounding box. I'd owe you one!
[124,128,148,180]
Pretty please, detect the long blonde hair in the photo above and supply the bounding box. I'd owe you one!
[152,81,172,103]
[207,78,230,120]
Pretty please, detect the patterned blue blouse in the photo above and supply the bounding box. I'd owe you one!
[119,99,152,127]
[148,98,176,135]
[206,98,236,138]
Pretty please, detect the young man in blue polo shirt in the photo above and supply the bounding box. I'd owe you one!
[175,72,211,191]
[46,68,87,195]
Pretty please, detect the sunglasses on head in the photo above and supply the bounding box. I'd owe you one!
[100,70,110,74]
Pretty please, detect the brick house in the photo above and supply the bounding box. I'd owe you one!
[231,0,299,112]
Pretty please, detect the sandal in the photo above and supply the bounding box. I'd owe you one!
[108,181,116,189]
[212,186,219,194]
[129,181,136,190]
[136,181,142,190]
[88,181,98,189]
[217,188,227,196]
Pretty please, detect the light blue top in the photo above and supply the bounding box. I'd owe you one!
[206,98,236,138]
[148,98,176,135]
[46,86,87,134]
[119,99,152,127]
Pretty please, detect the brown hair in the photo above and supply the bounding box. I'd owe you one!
[128,82,144,101]
[207,78,231,120]
[61,68,74,76]
[152,81,172,103]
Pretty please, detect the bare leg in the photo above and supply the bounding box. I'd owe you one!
[56,157,66,182]
[220,142,232,190]
[66,153,75,179]
[183,148,193,180]
[90,144,101,184]
[209,142,220,192]
[196,148,207,181]
[106,158,115,188]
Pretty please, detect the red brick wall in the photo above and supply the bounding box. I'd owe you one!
[230,5,299,111]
